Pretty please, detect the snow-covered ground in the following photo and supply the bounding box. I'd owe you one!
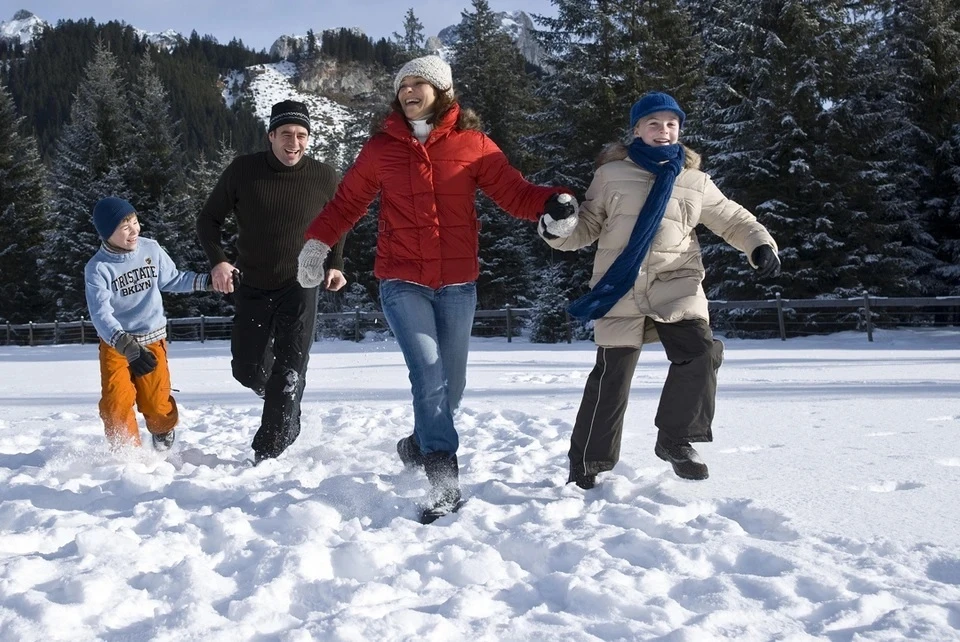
[0,329,959,640]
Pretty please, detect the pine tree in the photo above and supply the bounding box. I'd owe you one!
[528,0,703,191]
[527,0,703,308]
[453,0,544,312]
[178,139,238,316]
[694,0,896,305]
[392,8,428,62]
[44,40,135,321]
[315,109,381,321]
[129,51,187,263]
[0,85,49,323]
[529,262,573,343]
[828,2,925,298]
[883,0,960,295]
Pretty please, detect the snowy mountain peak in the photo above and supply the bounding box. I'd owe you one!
[132,27,183,51]
[0,9,49,46]
[433,10,542,67]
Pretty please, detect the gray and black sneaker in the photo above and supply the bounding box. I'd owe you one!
[655,439,709,480]
[151,430,176,452]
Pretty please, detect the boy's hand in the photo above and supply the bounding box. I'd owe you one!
[539,193,579,239]
[115,333,158,377]
[751,245,781,278]
[297,239,330,288]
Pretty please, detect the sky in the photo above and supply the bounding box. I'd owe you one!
[5,1,558,51]
[0,328,959,639]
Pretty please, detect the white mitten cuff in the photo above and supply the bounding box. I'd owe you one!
[539,212,579,238]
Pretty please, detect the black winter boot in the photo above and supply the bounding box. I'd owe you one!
[567,462,596,490]
[655,438,709,480]
[397,434,425,469]
[421,452,463,524]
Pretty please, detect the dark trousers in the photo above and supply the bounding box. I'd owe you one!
[231,281,318,458]
[569,318,724,475]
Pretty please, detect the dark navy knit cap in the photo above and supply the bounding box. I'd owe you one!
[630,92,686,129]
[93,197,136,239]
[269,100,311,133]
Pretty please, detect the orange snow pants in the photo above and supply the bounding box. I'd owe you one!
[98,339,179,447]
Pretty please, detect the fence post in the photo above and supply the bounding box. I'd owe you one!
[505,305,513,343]
[354,308,361,342]
[5,321,10,346]
[200,315,205,343]
[565,311,573,344]
[80,316,85,345]
[54,320,59,345]
[29,321,34,346]
[775,293,786,341]
[167,321,172,342]
[863,291,873,342]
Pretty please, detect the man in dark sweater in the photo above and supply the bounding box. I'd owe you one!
[197,100,345,464]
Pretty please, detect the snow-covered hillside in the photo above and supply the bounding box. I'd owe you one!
[221,61,358,162]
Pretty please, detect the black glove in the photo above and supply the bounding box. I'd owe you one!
[544,193,576,220]
[115,333,158,377]
[751,245,781,278]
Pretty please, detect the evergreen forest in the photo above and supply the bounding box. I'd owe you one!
[0,0,957,340]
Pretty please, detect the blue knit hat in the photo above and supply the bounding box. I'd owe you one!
[92,197,136,240]
[629,92,686,129]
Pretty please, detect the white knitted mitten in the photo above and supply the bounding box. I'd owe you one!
[297,239,331,288]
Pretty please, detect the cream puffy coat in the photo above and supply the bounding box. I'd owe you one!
[546,143,777,348]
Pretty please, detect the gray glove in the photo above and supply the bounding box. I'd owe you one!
[297,239,331,288]
[114,333,158,377]
[538,193,579,239]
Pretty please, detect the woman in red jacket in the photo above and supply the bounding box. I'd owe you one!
[297,55,575,523]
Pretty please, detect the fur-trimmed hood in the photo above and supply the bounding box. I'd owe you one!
[595,142,701,171]
[374,104,482,136]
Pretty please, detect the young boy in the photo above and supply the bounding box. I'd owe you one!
[538,92,781,486]
[84,196,211,451]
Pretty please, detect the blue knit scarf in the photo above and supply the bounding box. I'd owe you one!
[567,140,685,321]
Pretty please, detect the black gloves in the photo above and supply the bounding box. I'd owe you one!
[751,245,781,278]
[544,193,577,220]
[114,333,158,377]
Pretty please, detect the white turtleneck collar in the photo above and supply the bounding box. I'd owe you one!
[410,118,434,144]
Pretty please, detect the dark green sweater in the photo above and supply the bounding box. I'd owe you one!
[196,149,344,290]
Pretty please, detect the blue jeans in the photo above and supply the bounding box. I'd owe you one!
[379,279,477,455]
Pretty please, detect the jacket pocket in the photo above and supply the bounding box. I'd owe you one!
[656,268,702,282]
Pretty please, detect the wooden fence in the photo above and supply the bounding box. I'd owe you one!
[2,294,958,347]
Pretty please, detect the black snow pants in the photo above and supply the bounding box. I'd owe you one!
[231,281,318,459]
[568,318,724,476]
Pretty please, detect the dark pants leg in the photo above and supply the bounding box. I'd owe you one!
[568,346,641,476]
[232,282,318,458]
[652,318,724,443]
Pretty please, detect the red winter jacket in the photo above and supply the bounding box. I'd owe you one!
[304,105,567,289]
